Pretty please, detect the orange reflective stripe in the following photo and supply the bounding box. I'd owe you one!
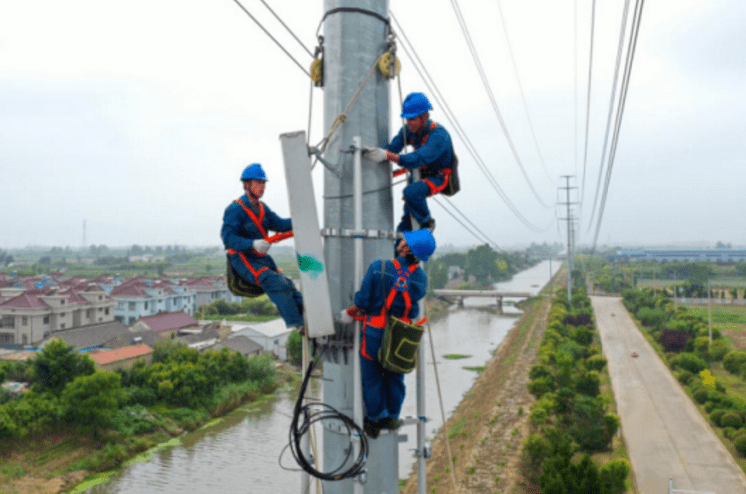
[227,249,269,286]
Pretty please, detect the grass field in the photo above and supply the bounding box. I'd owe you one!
[638,276,746,289]
[684,305,746,331]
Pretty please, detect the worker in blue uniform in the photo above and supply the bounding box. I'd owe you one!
[221,164,304,329]
[364,92,455,233]
[340,229,436,437]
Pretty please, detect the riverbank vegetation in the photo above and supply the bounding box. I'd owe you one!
[0,339,292,492]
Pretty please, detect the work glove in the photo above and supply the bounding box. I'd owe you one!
[253,239,271,254]
[339,309,354,324]
[363,146,390,163]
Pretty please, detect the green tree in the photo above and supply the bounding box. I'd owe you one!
[61,371,125,436]
[465,244,499,282]
[287,329,303,366]
[31,340,95,395]
[426,258,449,293]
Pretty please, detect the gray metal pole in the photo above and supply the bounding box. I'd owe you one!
[321,1,396,493]
[352,137,364,494]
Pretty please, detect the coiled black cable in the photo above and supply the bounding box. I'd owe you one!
[288,341,368,481]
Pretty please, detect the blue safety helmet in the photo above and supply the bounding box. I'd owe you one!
[403,229,436,262]
[240,163,267,181]
[400,92,433,119]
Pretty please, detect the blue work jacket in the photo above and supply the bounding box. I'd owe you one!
[221,195,292,269]
[354,257,427,321]
[386,120,454,179]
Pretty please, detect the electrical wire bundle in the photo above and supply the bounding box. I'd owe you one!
[288,343,368,481]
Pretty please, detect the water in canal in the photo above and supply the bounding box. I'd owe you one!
[84,260,558,494]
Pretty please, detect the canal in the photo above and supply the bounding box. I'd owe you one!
[84,260,558,494]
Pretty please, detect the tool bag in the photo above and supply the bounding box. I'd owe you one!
[377,260,425,373]
[379,315,424,374]
[226,254,265,298]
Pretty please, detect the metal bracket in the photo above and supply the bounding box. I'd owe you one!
[322,228,402,240]
[308,146,341,178]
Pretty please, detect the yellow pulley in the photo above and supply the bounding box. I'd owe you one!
[310,59,323,87]
[377,52,401,79]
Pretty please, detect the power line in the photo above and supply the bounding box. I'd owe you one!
[586,0,632,231]
[592,0,645,251]
[431,198,500,251]
[231,0,311,78]
[447,0,551,209]
[391,13,553,234]
[434,196,503,251]
[494,0,553,185]
[257,0,314,57]
[580,0,597,211]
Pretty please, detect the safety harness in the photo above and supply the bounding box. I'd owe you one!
[391,121,455,196]
[226,198,294,289]
[360,259,420,361]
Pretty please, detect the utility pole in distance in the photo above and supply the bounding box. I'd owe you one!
[320,1,396,493]
[559,176,577,302]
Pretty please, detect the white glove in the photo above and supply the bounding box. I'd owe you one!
[253,239,271,254]
[363,146,389,163]
[339,309,354,324]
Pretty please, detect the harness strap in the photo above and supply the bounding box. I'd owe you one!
[226,248,269,286]
[234,199,294,256]
[392,122,451,196]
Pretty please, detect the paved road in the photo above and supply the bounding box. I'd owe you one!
[591,296,746,494]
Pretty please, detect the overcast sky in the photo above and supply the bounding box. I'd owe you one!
[2,0,744,251]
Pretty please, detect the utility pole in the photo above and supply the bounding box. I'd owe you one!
[321,1,396,493]
[559,176,577,302]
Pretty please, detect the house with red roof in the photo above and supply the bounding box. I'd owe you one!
[91,344,153,371]
[0,284,115,346]
[131,311,199,337]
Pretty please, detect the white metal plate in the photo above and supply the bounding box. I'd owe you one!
[279,131,335,337]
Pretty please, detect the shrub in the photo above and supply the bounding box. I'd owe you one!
[585,354,607,371]
[671,353,707,374]
[724,351,746,375]
[709,409,728,426]
[721,412,744,429]
[734,435,746,455]
[704,401,717,413]
[575,371,601,397]
[528,378,554,399]
[693,388,709,404]
[521,434,550,479]
[603,413,621,438]
[723,427,736,439]
[677,370,694,385]
[636,307,667,328]
[710,340,732,362]
[599,458,631,494]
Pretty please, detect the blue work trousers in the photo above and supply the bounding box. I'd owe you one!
[360,326,406,422]
[231,257,304,327]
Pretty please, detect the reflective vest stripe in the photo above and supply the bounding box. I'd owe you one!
[393,122,452,195]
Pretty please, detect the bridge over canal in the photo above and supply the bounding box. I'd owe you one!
[433,289,532,313]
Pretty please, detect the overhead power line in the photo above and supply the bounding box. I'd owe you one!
[447,0,552,209]
[231,0,311,78]
[586,0,632,231]
[391,13,553,234]
[433,196,503,251]
[580,0,597,212]
[257,0,314,57]
[591,0,645,251]
[494,0,553,185]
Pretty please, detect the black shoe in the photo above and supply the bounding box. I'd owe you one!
[378,418,402,430]
[420,219,435,232]
[363,418,381,439]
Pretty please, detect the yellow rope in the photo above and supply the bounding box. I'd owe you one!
[316,50,394,154]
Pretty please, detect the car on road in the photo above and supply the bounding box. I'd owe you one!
[631,351,639,358]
